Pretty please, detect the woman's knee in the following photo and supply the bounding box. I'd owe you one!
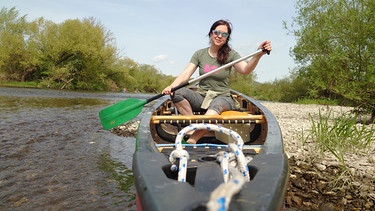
[208,97,234,114]
[171,88,189,103]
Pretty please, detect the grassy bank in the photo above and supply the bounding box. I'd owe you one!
[0,81,40,88]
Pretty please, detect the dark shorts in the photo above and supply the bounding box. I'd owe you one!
[171,87,235,114]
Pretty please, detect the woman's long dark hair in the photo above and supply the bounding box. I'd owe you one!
[207,19,232,65]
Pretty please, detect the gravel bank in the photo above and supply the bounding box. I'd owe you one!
[261,102,374,210]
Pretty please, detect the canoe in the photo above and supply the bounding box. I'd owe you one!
[132,89,289,211]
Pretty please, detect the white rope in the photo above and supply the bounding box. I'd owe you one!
[169,147,189,182]
[206,143,252,211]
[174,124,245,150]
[207,166,246,211]
[228,143,250,181]
[168,123,253,210]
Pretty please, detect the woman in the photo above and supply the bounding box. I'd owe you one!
[162,19,272,144]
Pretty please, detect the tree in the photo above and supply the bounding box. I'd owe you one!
[0,7,40,81]
[0,7,178,92]
[38,17,121,90]
[229,69,255,96]
[286,0,375,119]
[132,64,174,93]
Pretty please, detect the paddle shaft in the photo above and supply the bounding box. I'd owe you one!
[146,48,268,103]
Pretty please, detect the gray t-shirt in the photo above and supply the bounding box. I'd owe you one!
[190,47,241,93]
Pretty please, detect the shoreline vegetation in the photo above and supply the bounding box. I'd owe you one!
[0,81,40,88]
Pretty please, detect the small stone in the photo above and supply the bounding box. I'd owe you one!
[323,191,336,196]
[291,195,303,206]
[313,163,326,171]
[296,161,310,169]
[13,197,28,207]
[302,201,313,207]
[318,202,335,211]
[349,167,356,176]
[311,190,320,195]
[341,197,347,205]
[289,174,297,179]
[365,201,374,209]
[303,173,313,180]
[316,181,328,192]
[291,179,304,189]
[285,195,293,207]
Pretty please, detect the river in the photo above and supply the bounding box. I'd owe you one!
[0,87,153,211]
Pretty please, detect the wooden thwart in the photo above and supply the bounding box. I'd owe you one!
[151,114,265,124]
[156,144,262,155]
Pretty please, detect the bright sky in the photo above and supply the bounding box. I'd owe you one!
[3,0,297,83]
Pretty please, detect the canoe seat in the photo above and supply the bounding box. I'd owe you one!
[151,111,265,125]
[194,162,224,194]
[150,111,265,143]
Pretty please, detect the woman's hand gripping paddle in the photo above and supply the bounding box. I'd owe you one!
[99,48,268,130]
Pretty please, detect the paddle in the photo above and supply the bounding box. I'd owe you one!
[99,48,269,130]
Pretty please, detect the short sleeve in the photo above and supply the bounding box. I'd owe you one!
[190,49,202,66]
[229,50,241,62]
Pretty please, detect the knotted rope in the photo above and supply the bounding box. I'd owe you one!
[168,123,254,211]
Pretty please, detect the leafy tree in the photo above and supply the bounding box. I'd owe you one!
[0,7,40,81]
[229,69,255,96]
[0,7,192,93]
[285,0,375,119]
[38,17,121,90]
[132,64,174,93]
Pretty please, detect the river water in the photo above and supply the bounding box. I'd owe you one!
[0,87,153,211]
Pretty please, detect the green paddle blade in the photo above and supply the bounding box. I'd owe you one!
[99,98,147,130]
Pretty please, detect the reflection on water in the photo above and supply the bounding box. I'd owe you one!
[0,87,138,210]
[97,153,135,204]
[0,96,104,112]
[2,95,103,107]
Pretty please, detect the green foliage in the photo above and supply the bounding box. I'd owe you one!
[37,17,121,90]
[133,64,174,93]
[244,70,310,102]
[0,7,172,92]
[0,7,40,81]
[229,70,255,95]
[0,80,38,88]
[295,98,338,106]
[285,0,375,117]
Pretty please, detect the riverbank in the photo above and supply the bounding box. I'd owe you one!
[261,102,374,210]
[114,101,375,210]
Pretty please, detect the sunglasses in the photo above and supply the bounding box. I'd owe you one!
[212,30,229,38]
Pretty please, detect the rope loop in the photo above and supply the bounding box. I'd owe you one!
[169,148,189,182]
[168,123,254,210]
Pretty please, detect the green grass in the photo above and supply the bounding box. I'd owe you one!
[0,81,40,88]
[306,109,374,164]
[294,98,339,106]
[299,110,375,183]
[301,108,375,187]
